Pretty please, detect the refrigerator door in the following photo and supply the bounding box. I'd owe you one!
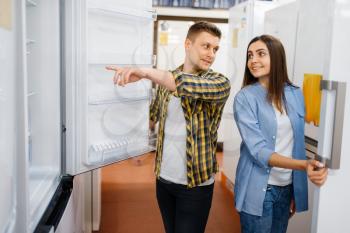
[291,0,331,141]
[0,4,17,231]
[64,0,155,175]
[25,0,62,231]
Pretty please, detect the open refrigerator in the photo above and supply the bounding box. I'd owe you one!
[0,0,155,232]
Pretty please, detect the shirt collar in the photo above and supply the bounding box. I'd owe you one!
[175,64,211,76]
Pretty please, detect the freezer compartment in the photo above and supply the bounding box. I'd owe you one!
[86,99,153,166]
[87,5,154,65]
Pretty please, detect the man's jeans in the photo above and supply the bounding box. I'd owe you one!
[239,184,293,233]
[156,178,214,233]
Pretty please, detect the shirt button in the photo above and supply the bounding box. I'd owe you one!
[272,136,276,139]
[266,169,270,173]
[263,188,266,192]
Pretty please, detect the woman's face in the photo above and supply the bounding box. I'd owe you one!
[247,40,271,80]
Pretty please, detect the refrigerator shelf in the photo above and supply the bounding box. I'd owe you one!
[88,4,155,20]
[88,96,150,105]
[88,54,154,65]
[26,39,35,45]
[27,91,36,97]
[26,0,37,7]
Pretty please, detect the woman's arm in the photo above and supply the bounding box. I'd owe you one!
[268,152,307,170]
[269,152,328,186]
[234,91,328,186]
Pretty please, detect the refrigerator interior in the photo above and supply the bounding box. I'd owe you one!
[65,0,155,175]
[0,1,17,231]
[25,0,61,231]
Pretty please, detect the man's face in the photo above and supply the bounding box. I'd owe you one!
[185,31,220,71]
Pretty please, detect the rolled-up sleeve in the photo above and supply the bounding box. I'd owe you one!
[150,86,161,123]
[233,92,274,169]
[172,70,231,102]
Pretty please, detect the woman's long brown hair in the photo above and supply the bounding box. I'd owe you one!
[242,35,293,113]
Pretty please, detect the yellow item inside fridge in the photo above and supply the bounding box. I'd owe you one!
[302,74,322,126]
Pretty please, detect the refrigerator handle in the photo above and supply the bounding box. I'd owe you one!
[316,80,347,169]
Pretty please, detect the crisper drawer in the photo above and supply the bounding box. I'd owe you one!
[87,5,154,65]
[86,99,151,166]
[88,65,152,101]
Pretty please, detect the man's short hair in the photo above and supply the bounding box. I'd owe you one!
[186,21,221,41]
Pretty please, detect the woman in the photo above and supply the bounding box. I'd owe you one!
[233,35,328,233]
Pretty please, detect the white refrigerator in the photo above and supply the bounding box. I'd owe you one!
[224,0,349,232]
[264,0,349,232]
[0,0,155,232]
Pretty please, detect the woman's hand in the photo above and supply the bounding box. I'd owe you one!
[306,160,328,186]
[289,198,296,219]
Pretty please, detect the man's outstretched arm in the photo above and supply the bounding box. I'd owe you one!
[106,66,176,91]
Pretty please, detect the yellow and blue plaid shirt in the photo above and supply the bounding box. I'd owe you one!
[150,65,231,187]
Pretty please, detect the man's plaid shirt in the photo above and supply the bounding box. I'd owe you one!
[150,65,231,187]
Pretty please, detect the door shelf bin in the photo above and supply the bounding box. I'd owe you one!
[86,136,154,165]
[86,97,151,166]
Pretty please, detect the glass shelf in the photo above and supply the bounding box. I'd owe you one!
[26,0,37,7]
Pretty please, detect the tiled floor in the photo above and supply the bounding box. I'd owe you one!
[96,152,240,233]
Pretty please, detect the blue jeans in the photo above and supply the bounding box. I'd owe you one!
[239,184,293,233]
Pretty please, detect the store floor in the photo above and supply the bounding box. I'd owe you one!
[96,152,240,233]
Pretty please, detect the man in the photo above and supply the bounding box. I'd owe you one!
[106,21,231,233]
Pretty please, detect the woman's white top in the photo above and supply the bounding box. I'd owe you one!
[268,106,294,186]
[160,96,214,186]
